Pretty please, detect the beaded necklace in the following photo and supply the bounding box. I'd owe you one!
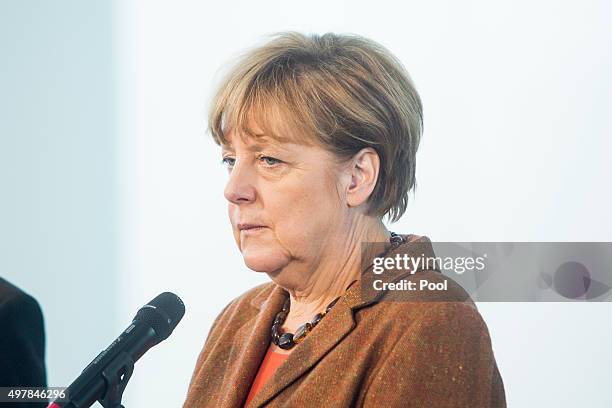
[270,231,405,350]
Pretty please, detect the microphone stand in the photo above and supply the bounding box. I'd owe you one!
[98,351,134,408]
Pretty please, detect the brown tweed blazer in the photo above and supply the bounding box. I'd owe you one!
[184,235,506,407]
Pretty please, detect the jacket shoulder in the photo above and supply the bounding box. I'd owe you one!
[0,278,44,323]
[204,281,276,342]
[0,277,29,305]
[360,296,504,407]
[220,281,276,316]
[362,270,485,337]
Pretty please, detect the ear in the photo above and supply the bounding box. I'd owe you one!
[346,148,380,209]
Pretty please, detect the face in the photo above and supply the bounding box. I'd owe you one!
[221,125,351,279]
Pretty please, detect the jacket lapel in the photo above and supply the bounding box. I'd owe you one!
[248,295,357,408]
[216,285,288,407]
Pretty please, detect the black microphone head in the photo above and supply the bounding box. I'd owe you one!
[135,292,185,341]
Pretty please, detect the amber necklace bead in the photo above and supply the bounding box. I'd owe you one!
[270,232,405,350]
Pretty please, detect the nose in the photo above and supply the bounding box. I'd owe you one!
[223,160,257,204]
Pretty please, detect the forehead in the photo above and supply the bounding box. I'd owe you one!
[220,114,318,152]
[220,131,285,151]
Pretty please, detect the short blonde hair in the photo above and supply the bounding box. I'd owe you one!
[209,32,423,223]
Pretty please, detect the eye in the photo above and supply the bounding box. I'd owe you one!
[260,156,282,166]
[221,157,235,168]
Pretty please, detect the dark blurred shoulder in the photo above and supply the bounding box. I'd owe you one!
[0,277,47,399]
[0,277,45,329]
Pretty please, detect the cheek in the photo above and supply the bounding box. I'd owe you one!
[267,171,343,236]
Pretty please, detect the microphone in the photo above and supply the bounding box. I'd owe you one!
[51,292,185,408]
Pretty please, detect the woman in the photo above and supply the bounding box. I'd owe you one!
[184,32,505,407]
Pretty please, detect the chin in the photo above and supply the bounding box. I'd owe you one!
[241,246,287,274]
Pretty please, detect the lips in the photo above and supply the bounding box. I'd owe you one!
[237,223,266,231]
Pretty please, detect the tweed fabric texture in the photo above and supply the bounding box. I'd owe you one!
[184,235,506,407]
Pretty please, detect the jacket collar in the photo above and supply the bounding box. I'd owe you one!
[240,234,437,407]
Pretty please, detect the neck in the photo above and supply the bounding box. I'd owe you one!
[278,218,390,329]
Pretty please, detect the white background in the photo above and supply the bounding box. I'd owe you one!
[2,0,612,407]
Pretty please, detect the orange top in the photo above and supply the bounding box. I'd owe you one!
[244,348,289,407]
